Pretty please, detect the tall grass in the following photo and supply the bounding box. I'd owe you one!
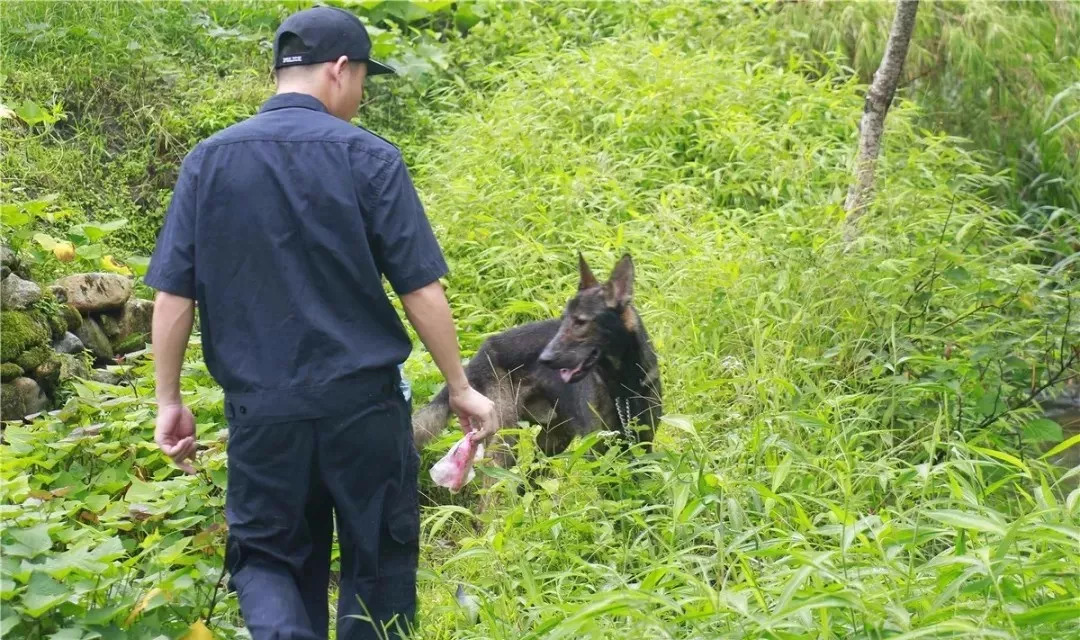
[765,0,1080,239]
[405,5,1080,638]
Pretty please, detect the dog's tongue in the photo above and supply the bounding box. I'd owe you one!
[559,363,583,383]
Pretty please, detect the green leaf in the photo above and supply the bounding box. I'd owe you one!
[33,232,60,251]
[15,99,47,126]
[1013,599,1080,626]
[942,266,971,284]
[1042,432,1080,460]
[1,203,31,228]
[20,572,72,618]
[127,255,150,276]
[48,628,86,640]
[925,510,1007,535]
[7,524,53,558]
[1023,418,1063,444]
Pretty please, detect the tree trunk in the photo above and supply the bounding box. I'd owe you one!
[843,0,920,242]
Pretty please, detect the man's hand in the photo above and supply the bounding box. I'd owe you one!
[155,403,197,474]
[449,385,498,440]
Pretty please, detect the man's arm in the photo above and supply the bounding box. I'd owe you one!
[400,281,498,438]
[151,291,198,473]
[153,292,195,406]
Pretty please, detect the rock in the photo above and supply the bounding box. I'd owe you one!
[15,345,52,372]
[1,377,49,420]
[62,304,82,332]
[1,382,21,420]
[98,312,123,339]
[121,298,154,339]
[33,357,62,394]
[74,317,113,363]
[52,332,86,355]
[1,265,9,279]
[114,333,150,356]
[1,245,20,277]
[1,274,42,311]
[52,273,133,313]
[90,368,121,385]
[49,285,68,304]
[1,363,24,382]
[0,311,50,362]
[97,298,155,356]
[57,353,91,383]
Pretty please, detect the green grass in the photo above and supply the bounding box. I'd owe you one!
[2,2,1078,639]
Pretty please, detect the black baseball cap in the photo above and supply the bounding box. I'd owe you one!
[273,6,395,76]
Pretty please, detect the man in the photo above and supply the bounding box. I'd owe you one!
[144,6,497,639]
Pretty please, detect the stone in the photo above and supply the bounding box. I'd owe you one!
[49,285,68,304]
[98,312,123,339]
[0,245,18,273]
[121,298,154,339]
[100,298,155,356]
[1,274,42,311]
[1,382,21,420]
[74,317,113,363]
[62,304,82,332]
[52,273,133,313]
[15,345,52,372]
[57,353,91,383]
[52,332,86,355]
[33,357,62,394]
[90,369,121,385]
[1,363,24,382]
[114,333,150,356]
[1,265,9,279]
[2,377,49,420]
[0,311,50,362]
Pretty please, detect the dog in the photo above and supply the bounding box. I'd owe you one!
[412,252,662,490]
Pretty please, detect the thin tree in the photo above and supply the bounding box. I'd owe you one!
[844,0,920,242]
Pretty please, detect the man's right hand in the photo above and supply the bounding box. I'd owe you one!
[448,385,498,440]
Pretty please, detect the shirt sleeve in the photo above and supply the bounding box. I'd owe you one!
[144,148,201,299]
[365,154,449,295]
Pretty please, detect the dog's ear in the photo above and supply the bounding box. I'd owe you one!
[604,254,633,307]
[578,252,600,290]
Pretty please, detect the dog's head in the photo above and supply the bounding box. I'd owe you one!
[538,253,637,383]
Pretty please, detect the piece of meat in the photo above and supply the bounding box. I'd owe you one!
[429,432,485,493]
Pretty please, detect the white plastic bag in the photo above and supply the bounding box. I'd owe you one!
[429,432,485,493]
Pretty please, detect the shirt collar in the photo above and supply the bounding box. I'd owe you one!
[259,92,330,114]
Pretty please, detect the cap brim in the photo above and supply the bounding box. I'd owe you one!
[366,59,396,76]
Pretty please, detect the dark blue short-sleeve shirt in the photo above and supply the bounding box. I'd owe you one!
[144,92,448,424]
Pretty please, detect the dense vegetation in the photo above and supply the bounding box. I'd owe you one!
[2,1,1077,639]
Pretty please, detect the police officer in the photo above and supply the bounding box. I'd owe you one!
[145,6,498,639]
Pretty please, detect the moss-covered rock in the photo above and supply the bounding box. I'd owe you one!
[1,382,22,419]
[16,345,53,372]
[46,310,67,340]
[57,353,91,383]
[98,312,123,339]
[62,304,82,332]
[0,311,50,362]
[74,317,113,363]
[113,332,149,356]
[33,356,62,394]
[1,362,24,382]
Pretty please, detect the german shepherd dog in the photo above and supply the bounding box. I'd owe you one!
[412,253,662,489]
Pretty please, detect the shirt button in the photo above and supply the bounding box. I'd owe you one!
[240,406,247,415]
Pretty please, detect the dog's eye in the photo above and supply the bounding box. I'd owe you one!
[572,316,587,327]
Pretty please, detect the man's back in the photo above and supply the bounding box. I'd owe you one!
[147,92,448,424]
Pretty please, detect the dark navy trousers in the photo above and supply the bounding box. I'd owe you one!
[224,380,419,639]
